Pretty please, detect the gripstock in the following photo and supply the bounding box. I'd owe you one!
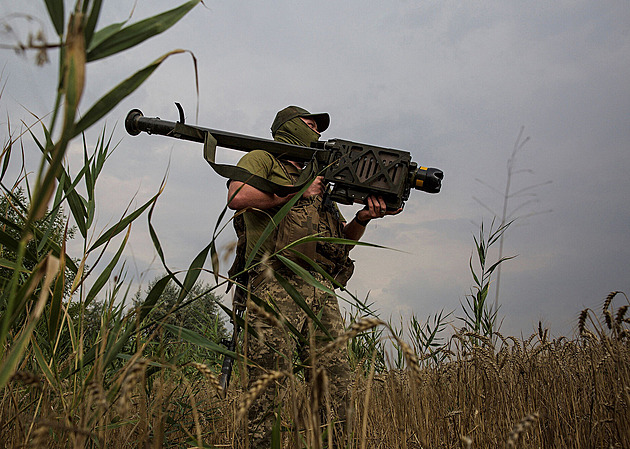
[125,105,443,209]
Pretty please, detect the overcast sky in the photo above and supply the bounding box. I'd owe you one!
[2,1,629,338]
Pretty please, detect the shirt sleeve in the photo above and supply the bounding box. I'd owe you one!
[236,150,275,178]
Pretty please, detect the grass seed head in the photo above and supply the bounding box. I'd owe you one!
[246,298,281,328]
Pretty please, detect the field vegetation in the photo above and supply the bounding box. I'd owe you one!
[1,2,629,448]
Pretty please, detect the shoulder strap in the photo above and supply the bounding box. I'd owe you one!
[201,127,318,196]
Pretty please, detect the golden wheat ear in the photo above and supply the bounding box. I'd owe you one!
[187,362,224,397]
[390,333,423,387]
[319,317,384,354]
[236,370,286,423]
[87,380,108,412]
[603,291,619,312]
[615,305,628,325]
[116,359,148,417]
[30,424,50,449]
[506,412,540,448]
[578,309,589,336]
[10,371,41,386]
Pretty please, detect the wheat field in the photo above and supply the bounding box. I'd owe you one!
[2,296,628,448]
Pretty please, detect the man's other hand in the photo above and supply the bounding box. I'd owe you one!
[357,196,403,221]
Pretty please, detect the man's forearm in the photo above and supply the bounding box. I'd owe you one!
[227,176,325,211]
[343,196,402,241]
[343,215,370,241]
[227,181,292,210]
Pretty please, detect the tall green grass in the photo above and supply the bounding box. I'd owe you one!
[1,0,203,386]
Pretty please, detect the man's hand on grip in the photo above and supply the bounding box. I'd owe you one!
[303,176,325,198]
[357,196,403,222]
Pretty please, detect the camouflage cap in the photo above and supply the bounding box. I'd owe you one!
[271,106,330,136]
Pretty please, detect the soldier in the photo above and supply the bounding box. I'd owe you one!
[227,106,401,447]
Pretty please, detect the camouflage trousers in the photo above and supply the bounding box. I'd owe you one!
[244,269,352,448]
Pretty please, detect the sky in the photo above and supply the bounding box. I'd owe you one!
[1,0,629,339]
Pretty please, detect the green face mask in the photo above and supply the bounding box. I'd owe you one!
[273,117,321,147]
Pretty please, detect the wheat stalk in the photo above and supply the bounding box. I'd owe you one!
[320,369,333,449]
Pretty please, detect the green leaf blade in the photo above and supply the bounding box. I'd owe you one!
[86,0,200,62]
[73,50,187,138]
[44,0,65,36]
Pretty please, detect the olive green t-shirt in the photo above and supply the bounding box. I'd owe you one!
[236,150,301,259]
